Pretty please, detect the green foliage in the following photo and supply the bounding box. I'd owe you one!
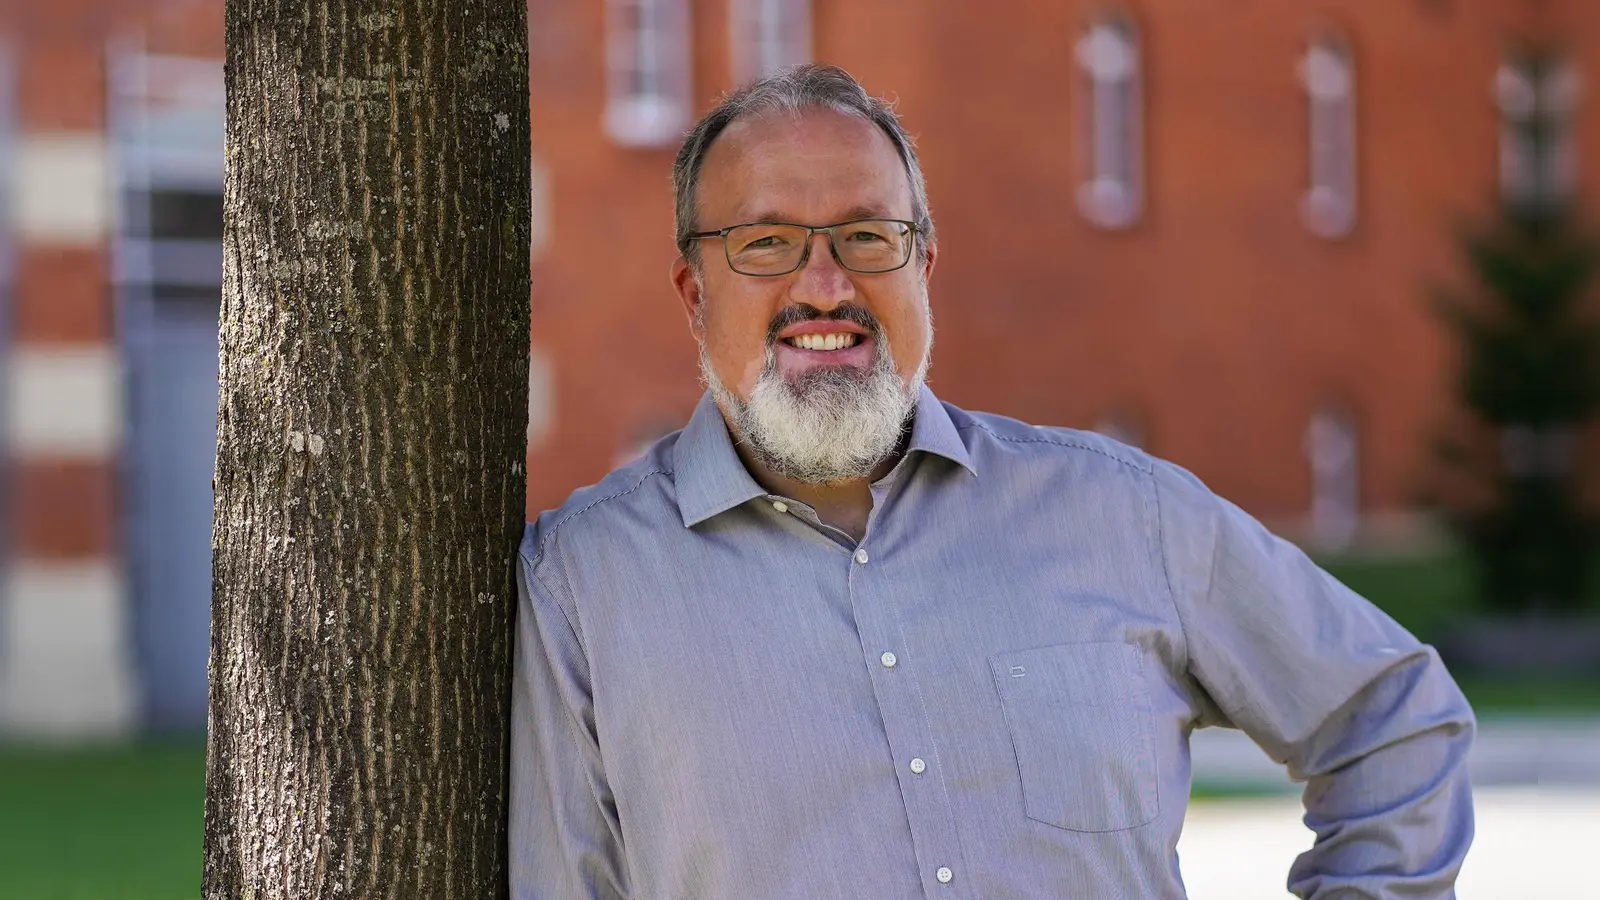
[1319,552,1479,640]
[1430,49,1600,615]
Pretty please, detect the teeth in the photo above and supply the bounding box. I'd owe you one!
[791,333,859,351]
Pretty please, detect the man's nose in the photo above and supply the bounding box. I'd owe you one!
[792,232,854,309]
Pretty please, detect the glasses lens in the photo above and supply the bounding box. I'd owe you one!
[832,219,912,273]
[726,224,809,275]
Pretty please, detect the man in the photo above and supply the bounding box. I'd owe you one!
[511,65,1474,899]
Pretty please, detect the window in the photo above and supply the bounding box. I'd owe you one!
[1093,408,1145,449]
[0,43,12,571]
[1305,408,1359,552]
[730,0,811,85]
[1300,35,1357,238]
[605,0,692,147]
[108,50,225,729]
[110,53,224,327]
[1075,17,1144,229]
[1497,53,1581,205]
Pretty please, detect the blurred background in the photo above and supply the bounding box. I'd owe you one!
[1,0,1598,896]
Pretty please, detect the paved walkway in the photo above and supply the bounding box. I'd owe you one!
[1184,717,1600,897]
[1178,786,1600,898]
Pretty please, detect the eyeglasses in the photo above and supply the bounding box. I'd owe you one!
[685,218,918,277]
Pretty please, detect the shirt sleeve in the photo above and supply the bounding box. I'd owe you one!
[509,525,631,900]
[1153,462,1475,899]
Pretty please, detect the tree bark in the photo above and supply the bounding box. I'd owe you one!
[205,2,529,898]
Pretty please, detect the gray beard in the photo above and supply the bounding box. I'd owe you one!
[700,332,928,486]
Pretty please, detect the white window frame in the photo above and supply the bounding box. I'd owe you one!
[605,0,693,148]
[1305,407,1360,552]
[0,42,13,577]
[729,0,811,86]
[1542,61,1582,201]
[1300,35,1357,238]
[1496,54,1582,205]
[1497,56,1541,203]
[1093,408,1145,449]
[1074,17,1144,229]
[109,50,226,329]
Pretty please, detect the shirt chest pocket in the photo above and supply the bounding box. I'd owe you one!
[990,641,1160,833]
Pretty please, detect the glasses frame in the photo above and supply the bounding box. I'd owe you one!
[685,217,919,277]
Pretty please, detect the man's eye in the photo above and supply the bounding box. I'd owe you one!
[746,236,782,249]
[846,229,887,243]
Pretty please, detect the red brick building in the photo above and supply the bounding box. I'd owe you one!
[526,0,1598,531]
[0,0,1594,734]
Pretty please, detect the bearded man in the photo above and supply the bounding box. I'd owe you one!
[509,65,1474,900]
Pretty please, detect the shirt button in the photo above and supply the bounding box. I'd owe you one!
[772,500,788,513]
[880,651,897,669]
[936,867,953,884]
[854,548,870,564]
[909,757,926,774]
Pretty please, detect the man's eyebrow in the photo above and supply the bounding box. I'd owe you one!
[836,204,896,221]
[736,204,899,226]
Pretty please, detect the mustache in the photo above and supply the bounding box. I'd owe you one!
[765,303,881,345]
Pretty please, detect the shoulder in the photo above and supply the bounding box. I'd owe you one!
[520,432,681,573]
[944,400,1226,525]
[945,402,1154,475]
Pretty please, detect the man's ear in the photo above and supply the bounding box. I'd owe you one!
[670,256,704,337]
[918,240,937,286]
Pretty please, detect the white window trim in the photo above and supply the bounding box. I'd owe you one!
[1496,55,1583,205]
[605,0,693,148]
[1496,58,1540,203]
[1300,36,1357,239]
[107,49,225,338]
[1305,408,1360,553]
[1074,18,1144,230]
[730,0,812,86]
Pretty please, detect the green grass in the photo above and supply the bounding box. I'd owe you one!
[1318,549,1600,714]
[1452,675,1600,714]
[0,739,205,900]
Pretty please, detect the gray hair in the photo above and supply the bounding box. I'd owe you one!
[672,64,936,268]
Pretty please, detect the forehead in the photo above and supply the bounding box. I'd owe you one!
[696,108,913,224]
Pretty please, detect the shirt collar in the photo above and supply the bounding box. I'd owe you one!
[673,392,771,528]
[673,384,976,528]
[904,384,977,477]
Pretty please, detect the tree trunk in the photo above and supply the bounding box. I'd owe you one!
[205,2,529,898]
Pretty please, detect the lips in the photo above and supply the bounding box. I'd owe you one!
[773,331,875,380]
[767,305,879,376]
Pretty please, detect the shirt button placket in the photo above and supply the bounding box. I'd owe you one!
[853,542,963,896]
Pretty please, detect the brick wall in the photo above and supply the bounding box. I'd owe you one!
[0,0,221,735]
[524,0,1594,529]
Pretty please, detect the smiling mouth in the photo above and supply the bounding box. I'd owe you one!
[782,333,863,351]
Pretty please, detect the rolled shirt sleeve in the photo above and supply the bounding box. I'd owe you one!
[1155,462,1475,898]
[510,525,631,900]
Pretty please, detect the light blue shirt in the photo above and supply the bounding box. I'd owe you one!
[511,387,1474,899]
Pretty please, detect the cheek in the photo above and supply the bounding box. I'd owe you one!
[703,304,772,397]
[883,295,932,370]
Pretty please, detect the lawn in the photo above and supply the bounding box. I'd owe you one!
[0,740,1297,899]
[0,740,205,900]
